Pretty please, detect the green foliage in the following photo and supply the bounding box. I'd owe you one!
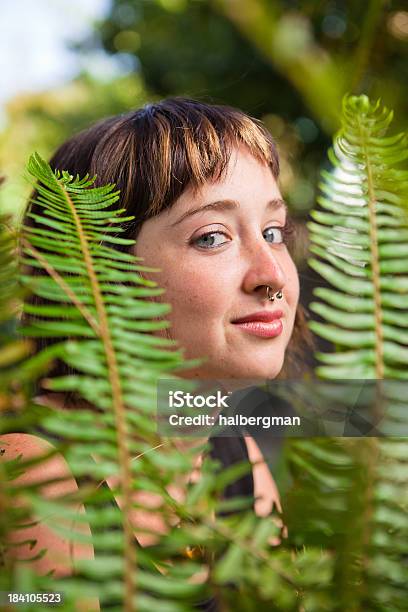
[283,95,408,611]
[97,1,408,132]
[15,153,204,609]
[0,73,148,218]
[92,0,408,217]
[2,94,408,609]
[308,95,408,380]
[0,211,52,592]
[1,155,334,610]
[0,208,48,448]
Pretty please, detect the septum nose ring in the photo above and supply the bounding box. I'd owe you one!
[266,286,283,302]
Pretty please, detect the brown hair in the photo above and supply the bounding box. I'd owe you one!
[24,97,312,383]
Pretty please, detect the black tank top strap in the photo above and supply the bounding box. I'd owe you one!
[207,434,254,510]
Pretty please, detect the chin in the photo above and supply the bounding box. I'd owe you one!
[178,349,285,381]
[221,359,284,381]
[246,362,284,381]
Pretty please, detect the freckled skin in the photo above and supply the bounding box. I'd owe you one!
[135,146,299,380]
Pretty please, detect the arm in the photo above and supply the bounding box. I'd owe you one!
[244,436,287,543]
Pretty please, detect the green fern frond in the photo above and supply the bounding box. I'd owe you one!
[0,212,40,416]
[17,153,207,610]
[0,218,18,326]
[0,210,54,593]
[308,95,408,380]
[283,95,408,611]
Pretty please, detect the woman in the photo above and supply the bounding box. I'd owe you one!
[1,98,311,605]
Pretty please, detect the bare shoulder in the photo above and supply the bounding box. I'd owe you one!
[0,432,95,579]
[0,432,78,495]
[1,432,60,462]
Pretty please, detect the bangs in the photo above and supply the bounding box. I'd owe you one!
[140,99,280,216]
[54,98,280,234]
[91,98,280,221]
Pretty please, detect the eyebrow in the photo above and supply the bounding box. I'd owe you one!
[168,198,288,228]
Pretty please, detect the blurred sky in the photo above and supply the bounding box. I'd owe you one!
[0,0,115,121]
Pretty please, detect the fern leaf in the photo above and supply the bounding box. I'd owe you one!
[19,153,204,610]
[284,95,408,610]
[308,95,408,379]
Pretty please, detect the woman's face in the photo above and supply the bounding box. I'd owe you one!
[135,146,299,380]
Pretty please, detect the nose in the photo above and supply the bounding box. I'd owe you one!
[241,238,287,298]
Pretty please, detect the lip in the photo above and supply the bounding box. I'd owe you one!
[232,319,283,338]
[231,310,284,324]
[231,310,284,338]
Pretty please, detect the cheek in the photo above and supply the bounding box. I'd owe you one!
[159,263,223,325]
[286,258,300,303]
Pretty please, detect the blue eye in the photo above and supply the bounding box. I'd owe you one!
[263,227,284,243]
[191,224,289,250]
[193,231,228,249]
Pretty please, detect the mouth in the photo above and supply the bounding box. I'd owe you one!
[231,310,284,338]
